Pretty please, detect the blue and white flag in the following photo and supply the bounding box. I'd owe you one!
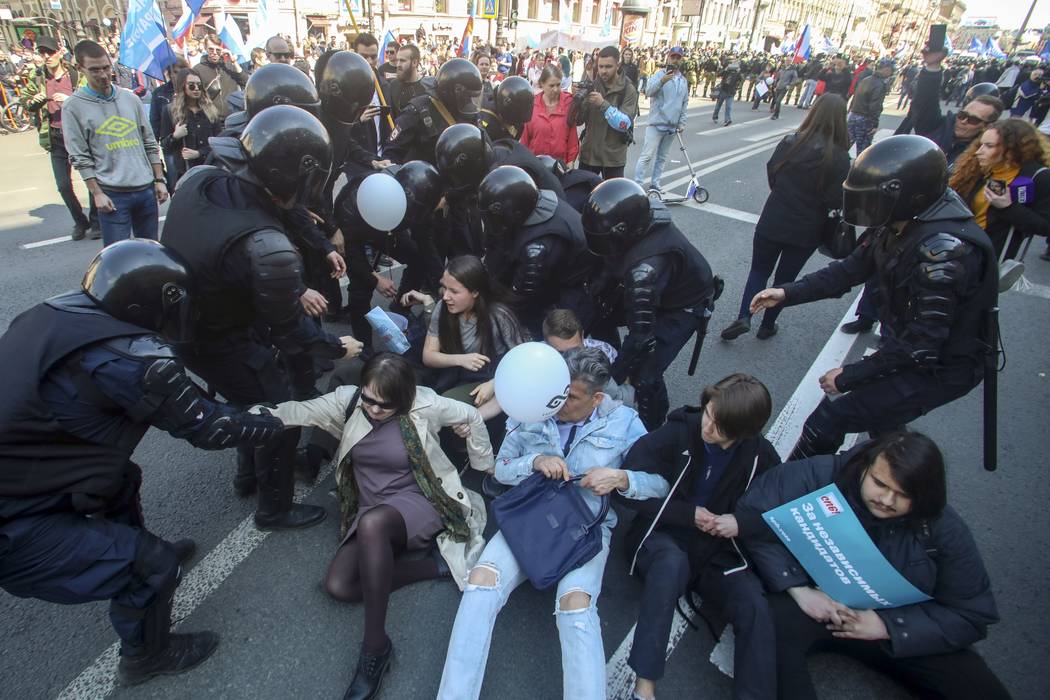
[248,0,277,49]
[985,37,1006,59]
[968,36,983,54]
[378,30,397,62]
[120,0,176,80]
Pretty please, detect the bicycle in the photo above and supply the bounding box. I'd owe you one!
[1,83,34,134]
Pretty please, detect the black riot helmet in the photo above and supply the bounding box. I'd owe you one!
[436,58,484,117]
[244,63,321,118]
[535,154,568,177]
[494,76,534,127]
[318,50,376,124]
[82,239,195,343]
[478,166,540,233]
[963,82,1000,105]
[391,160,446,226]
[842,134,947,228]
[582,178,651,257]
[241,105,333,205]
[435,123,494,188]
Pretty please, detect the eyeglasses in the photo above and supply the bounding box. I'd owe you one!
[185,83,202,91]
[956,111,988,126]
[360,393,397,411]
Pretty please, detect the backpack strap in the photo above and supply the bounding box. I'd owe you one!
[344,387,362,423]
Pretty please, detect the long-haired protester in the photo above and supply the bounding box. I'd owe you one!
[736,431,1010,700]
[949,117,1050,260]
[520,64,580,165]
[160,68,221,183]
[617,374,781,700]
[721,93,851,341]
[258,353,493,700]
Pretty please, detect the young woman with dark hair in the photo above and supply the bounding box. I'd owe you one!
[721,92,852,341]
[401,255,527,421]
[735,431,1009,700]
[616,373,782,700]
[160,68,221,182]
[260,352,494,699]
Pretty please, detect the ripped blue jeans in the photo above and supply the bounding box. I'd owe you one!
[437,525,613,700]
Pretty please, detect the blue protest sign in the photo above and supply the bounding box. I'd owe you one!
[762,484,931,609]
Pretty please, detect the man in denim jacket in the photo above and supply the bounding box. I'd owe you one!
[438,346,666,700]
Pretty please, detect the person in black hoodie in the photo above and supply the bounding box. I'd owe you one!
[735,431,1009,700]
[721,93,851,341]
[616,374,781,700]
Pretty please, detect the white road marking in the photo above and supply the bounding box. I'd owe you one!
[1,187,38,195]
[56,462,338,700]
[636,104,713,127]
[743,126,793,142]
[697,117,779,135]
[21,235,72,249]
[658,138,780,197]
[606,292,866,698]
[683,201,760,224]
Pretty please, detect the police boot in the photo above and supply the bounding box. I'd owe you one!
[343,639,393,700]
[294,444,327,484]
[254,439,326,531]
[233,446,257,497]
[116,576,219,686]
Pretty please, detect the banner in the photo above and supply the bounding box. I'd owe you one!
[120,0,177,80]
[762,484,932,610]
[620,13,645,48]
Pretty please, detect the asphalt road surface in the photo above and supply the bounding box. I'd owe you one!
[1,91,1048,700]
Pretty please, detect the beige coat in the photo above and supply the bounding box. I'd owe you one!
[269,385,493,589]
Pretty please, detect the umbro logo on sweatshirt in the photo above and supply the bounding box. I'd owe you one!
[97,115,137,138]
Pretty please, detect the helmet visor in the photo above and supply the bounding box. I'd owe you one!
[160,283,196,344]
[842,183,898,229]
[584,229,619,257]
[295,158,332,207]
[456,87,483,116]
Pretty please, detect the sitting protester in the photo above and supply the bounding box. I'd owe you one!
[617,373,781,700]
[258,353,493,700]
[437,347,663,700]
[542,307,634,406]
[735,431,1010,700]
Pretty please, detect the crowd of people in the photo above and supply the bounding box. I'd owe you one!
[0,25,1045,700]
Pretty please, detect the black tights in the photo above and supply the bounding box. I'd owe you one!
[324,505,440,653]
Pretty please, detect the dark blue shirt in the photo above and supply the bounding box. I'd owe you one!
[692,441,737,508]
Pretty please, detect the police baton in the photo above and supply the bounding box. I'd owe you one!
[688,276,724,376]
[983,306,999,472]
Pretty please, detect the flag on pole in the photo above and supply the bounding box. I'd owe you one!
[248,0,276,49]
[379,30,397,61]
[120,0,177,80]
[985,37,1006,59]
[458,13,474,58]
[217,12,250,63]
[793,24,811,64]
[968,36,982,54]
[171,0,205,45]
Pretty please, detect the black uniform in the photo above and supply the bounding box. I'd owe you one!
[594,204,716,429]
[161,167,345,505]
[0,292,276,658]
[560,168,604,213]
[780,191,998,459]
[385,77,432,119]
[384,93,474,165]
[492,138,567,200]
[486,191,595,337]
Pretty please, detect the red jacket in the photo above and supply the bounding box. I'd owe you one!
[521,91,579,165]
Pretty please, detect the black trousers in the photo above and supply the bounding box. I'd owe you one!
[768,592,1010,700]
[49,129,97,229]
[629,531,776,699]
[790,367,981,460]
[580,162,625,180]
[632,308,703,430]
[178,336,299,514]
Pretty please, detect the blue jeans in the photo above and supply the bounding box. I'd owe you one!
[98,186,159,247]
[438,525,613,700]
[737,234,817,328]
[713,91,733,123]
[634,126,676,189]
[799,79,818,107]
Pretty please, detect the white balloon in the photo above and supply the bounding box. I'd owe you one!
[494,342,571,424]
[357,173,407,231]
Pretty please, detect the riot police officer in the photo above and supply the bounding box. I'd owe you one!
[434,122,494,257]
[479,165,594,337]
[536,154,602,213]
[0,240,284,686]
[492,137,567,199]
[162,106,361,529]
[583,178,717,430]
[750,135,998,459]
[384,58,484,164]
[478,75,534,141]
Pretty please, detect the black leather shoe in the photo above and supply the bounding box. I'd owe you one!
[87,223,102,240]
[840,318,875,334]
[720,318,751,340]
[254,504,327,531]
[117,632,219,686]
[344,640,393,700]
[171,538,196,565]
[71,224,87,241]
[756,323,779,340]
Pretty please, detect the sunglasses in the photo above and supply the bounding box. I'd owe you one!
[185,83,202,90]
[360,393,396,411]
[38,48,56,57]
[956,111,988,126]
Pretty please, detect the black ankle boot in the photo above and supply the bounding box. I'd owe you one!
[118,632,219,686]
[840,317,875,334]
[343,640,393,700]
[170,538,196,565]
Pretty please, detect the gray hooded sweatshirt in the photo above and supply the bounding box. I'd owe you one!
[60,85,161,191]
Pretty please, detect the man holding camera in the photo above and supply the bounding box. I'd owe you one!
[575,46,638,180]
[634,47,689,195]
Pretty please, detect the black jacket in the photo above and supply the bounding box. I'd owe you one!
[817,68,851,98]
[895,68,974,166]
[617,406,781,577]
[849,74,890,122]
[736,447,1000,658]
[755,132,850,249]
